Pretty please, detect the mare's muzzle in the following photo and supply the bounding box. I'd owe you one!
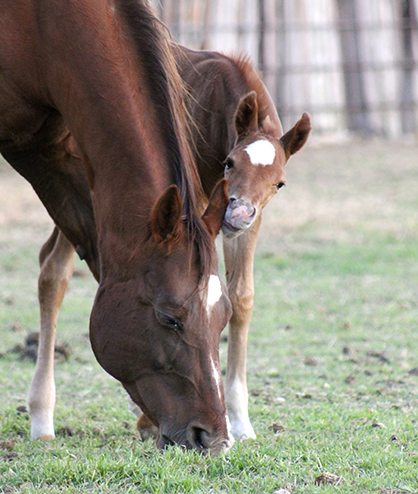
[158,422,232,454]
[222,197,256,238]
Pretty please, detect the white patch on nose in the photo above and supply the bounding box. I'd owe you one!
[210,356,222,400]
[245,139,276,166]
[206,274,222,316]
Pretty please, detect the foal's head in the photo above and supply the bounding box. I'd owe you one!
[90,180,233,454]
[222,91,311,238]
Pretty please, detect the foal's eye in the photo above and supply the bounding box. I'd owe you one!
[224,157,234,170]
[156,310,182,331]
[275,182,285,190]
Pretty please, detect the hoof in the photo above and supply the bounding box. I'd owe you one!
[40,434,55,442]
[230,422,256,441]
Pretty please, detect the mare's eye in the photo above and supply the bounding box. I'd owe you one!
[156,310,182,331]
[275,182,285,190]
[224,157,234,170]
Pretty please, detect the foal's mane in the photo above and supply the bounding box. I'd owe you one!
[118,0,214,275]
[227,53,283,137]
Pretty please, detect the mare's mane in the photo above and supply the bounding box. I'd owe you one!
[118,0,199,211]
[118,0,214,277]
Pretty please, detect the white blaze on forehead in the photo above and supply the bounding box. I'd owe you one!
[206,274,222,316]
[210,356,222,399]
[245,139,276,166]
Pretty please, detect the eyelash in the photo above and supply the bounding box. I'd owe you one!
[156,310,183,331]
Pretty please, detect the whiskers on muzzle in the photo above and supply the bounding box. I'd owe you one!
[158,424,231,455]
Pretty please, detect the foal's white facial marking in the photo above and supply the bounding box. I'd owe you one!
[206,274,222,316]
[210,356,222,400]
[245,139,276,166]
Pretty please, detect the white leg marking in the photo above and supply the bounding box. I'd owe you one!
[245,139,276,166]
[29,377,56,440]
[226,376,256,440]
[225,415,235,450]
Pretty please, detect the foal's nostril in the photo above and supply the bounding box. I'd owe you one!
[190,426,211,450]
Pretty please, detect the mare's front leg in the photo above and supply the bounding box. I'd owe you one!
[222,216,261,440]
[28,229,75,440]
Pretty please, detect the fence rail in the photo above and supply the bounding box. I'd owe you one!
[151,0,418,138]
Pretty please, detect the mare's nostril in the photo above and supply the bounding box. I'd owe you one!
[190,426,211,450]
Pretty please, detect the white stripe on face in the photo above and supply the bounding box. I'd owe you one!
[210,356,222,399]
[245,139,276,166]
[206,274,222,316]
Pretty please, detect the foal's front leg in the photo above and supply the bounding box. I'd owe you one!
[222,216,261,440]
[28,229,75,440]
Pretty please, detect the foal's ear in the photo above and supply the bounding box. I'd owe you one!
[280,112,312,159]
[235,91,259,140]
[202,179,229,239]
[151,185,182,243]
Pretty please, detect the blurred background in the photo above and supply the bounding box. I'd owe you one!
[150,0,418,139]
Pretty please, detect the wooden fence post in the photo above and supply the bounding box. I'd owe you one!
[335,0,372,134]
[400,0,417,134]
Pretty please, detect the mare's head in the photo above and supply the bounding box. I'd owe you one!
[90,180,233,454]
[222,91,311,238]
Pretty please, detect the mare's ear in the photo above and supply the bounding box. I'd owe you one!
[151,185,183,243]
[235,91,259,141]
[202,179,229,239]
[280,112,312,159]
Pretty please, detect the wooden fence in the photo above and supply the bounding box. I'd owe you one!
[150,0,418,138]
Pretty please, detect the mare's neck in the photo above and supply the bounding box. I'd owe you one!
[42,1,181,254]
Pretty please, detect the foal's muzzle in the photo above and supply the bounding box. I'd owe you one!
[222,197,256,238]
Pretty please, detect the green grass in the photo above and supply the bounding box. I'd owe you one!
[1,140,418,493]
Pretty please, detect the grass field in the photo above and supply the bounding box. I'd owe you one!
[1,139,418,493]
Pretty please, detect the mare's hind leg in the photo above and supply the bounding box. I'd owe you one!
[222,216,261,440]
[28,228,75,440]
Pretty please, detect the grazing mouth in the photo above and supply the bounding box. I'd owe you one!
[159,434,176,448]
[157,426,231,455]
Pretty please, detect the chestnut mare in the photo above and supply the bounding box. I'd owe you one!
[0,1,233,453]
[34,43,311,441]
